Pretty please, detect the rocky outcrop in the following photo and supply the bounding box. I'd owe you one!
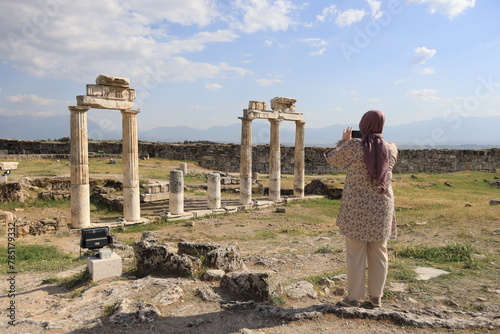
[109,299,160,327]
[304,179,343,199]
[133,232,245,278]
[220,271,278,301]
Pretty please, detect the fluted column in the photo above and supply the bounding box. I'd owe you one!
[269,119,281,202]
[121,109,141,222]
[239,117,253,205]
[294,120,306,198]
[69,106,91,228]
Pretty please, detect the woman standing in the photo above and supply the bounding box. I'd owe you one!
[324,110,398,308]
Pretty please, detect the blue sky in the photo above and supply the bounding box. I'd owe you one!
[1,0,499,135]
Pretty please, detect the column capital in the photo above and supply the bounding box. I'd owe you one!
[121,109,140,116]
[68,105,90,113]
[295,120,306,125]
[238,116,253,122]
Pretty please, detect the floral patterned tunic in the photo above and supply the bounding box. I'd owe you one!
[324,140,398,242]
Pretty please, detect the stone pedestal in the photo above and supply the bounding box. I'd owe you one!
[207,173,221,209]
[87,252,122,281]
[269,119,281,202]
[169,170,184,215]
[69,106,91,228]
[294,120,305,198]
[240,117,253,205]
[121,110,141,222]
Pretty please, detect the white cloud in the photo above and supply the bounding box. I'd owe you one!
[0,0,246,85]
[256,78,282,86]
[299,38,328,48]
[232,0,296,34]
[310,48,326,56]
[317,5,338,22]
[205,83,223,90]
[264,40,273,47]
[366,0,383,19]
[410,46,437,66]
[394,78,410,85]
[335,9,366,28]
[6,94,57,105]
[407,89,450,102]
[420,67,436,75]
[409,0,475,19]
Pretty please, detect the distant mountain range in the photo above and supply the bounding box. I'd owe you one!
[0,114,498,149]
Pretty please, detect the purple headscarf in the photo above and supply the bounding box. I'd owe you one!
[359,110,390,194]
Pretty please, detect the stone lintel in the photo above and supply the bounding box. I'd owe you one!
[243,109,303,121]
[86,85,136,101]
[0,162,19,170]
[95,74,130,88]
[77,96,133,110]
[68,105,90,112]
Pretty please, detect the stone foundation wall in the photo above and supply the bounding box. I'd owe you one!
[0,139,498,174]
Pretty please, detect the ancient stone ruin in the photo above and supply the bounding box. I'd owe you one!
[240,97,305,205]
[69,74,141,228]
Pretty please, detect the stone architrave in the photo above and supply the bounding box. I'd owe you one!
[169,170,184,215]
[239,117,253,205]
[248,100,267,111]
[207,173,221,209]
[76,96,134,110]
[86,85,136,101]
[69,105,91,228]
[269,119,281,202]
[294,120,305,198]
[122,110,141,222]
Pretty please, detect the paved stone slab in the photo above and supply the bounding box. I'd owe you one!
[414,266,450,280]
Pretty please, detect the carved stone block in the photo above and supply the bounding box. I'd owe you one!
[248,100,267,111]
[86,85,136,101]
[270,96,297,113]
[95,74,130,88]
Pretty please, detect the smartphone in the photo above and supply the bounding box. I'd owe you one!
[351,130,362,138]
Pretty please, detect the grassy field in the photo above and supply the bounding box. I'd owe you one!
[0,158,499,314]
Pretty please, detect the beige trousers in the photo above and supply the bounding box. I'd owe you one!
[345,237,388,300]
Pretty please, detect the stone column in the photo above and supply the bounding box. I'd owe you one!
[180,163,188,176]
[121,110,141,222]
[69,106,91,228]
[269,119,281,202]
[294,120,306,198]
[169,170,184,215]
[207,172,221,209]
[239,117,253,205]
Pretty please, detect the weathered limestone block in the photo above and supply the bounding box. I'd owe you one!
[76,95,134,110]
[95,74,130,88]
[86,84,136,101]
[164,252,202,277]
[0,162,19,170]
[0,182,25,202]
[248,100,267,111]
[304,179,343,199]
[132,232,202,277]
[132,232,168,274]
[201,269,225,282]
[285,281,318,299]
[0,210,15,229]
[109,298,160,327]
[177,241,220,259]
[220,271,278,301]
[270,96,297,113]
[206,243,246,272]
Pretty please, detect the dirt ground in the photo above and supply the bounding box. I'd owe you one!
[1,165,499,333]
